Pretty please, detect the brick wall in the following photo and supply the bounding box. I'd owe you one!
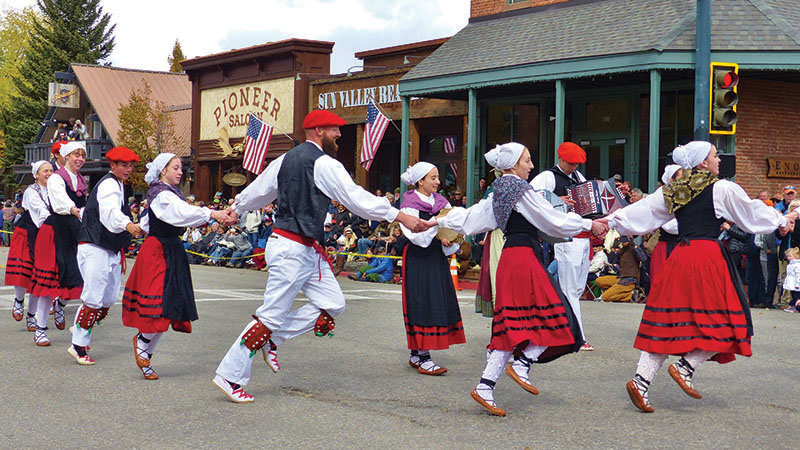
[471,0,572,19]
[734,78,800,198]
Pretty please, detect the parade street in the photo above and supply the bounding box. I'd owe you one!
[1,247,798,449]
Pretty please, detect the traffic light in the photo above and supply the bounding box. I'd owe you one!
[709,62,739,135]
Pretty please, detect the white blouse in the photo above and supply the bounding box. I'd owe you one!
[437,174,592,237]
[140,190,212,234]
[47,169,83,216]
[92,175,133,235]
[606,181,787,236]
[232,141,398,224]
[399,190,460,256]
[21,185,50,228]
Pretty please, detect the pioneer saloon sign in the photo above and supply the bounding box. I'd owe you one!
[767,158,800,178]
[199,77,294,141]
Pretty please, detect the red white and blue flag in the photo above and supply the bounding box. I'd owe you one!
[243,113,274,175]
[444,136,458,177]
[360,100,390,171]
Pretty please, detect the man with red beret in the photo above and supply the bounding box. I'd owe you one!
[68,146,144,365]
[532,141,595,351]
[50,141,68,171]
[213,109,430,403]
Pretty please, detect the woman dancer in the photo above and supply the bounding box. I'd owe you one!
[602,141,798,413]
[122,153,230,380]
[5,162,52,344]
[648,165,681,281]
[432,143,606,416]
[398,162,465,375]
[30,141,86,334]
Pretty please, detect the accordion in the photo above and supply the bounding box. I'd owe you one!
[566,178,629,218]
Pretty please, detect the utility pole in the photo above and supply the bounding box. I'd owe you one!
[693,0,711,140]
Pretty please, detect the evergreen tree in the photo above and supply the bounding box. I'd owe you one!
[1,0,115,184]
[167,39,185,73]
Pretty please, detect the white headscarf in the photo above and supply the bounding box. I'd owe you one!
[145,153,177,184]
[400,162,436,186]
[60,141,85,158]
[661,164,682,185]
[484,142,525,170]
[31,160,48,178]
[672,141,712,169]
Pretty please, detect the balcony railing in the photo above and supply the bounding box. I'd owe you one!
[24,139,114,164]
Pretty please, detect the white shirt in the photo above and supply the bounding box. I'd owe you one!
[94,175,132,234]
[232,141,399,224]
[47,169,82,216]
[140,190,212,234]
[530,167,586,193]
[606,181,787,236]
[400,190,460,255]
[589,250,608,274]
[437,174,592,237]
[661,218,679,235]
[21,185,50,228]
[784,260,800,291]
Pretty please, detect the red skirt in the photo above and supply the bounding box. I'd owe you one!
[634,240,750,363]
[4,228,33,289]
[29,224,82,299]
[490,246,578,352]
[649,241,668,282]
[122,236,191,333]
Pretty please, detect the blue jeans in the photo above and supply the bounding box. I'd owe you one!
[247,232,259,248]
[210,247,232,263]
[745,254,765,306]
[357,238,373,255]
[230,248,253,267]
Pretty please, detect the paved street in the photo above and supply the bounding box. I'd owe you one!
[1,246,799,449]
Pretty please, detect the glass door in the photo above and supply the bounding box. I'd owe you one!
[576,138,628,180]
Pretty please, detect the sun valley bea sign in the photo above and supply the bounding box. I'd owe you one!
[317,84,401,110]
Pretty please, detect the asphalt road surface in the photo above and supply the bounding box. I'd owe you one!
[1,247,799,449]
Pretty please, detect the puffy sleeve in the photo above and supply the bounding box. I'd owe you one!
[530,170,555,192]
[436,196,498,236]
[96,178,132,234]
[232,154,284,216]
[47,175,75,216]
[314,155,399,223]
[22,188,50,228]
[661,218,679,235]
[398,207,436,248]
[514,189,591,238]
[606,187,673,236]
[150,190,212,228]
[713,180,787,234]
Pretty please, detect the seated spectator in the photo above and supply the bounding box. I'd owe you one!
[183,226,202,250]
[387,224,408,258]
[324,222,339,250]
[226,226,253,268]
[333,226,357,275]
[206,227,237,265]
[587,239,608,282]
[783,247,800,312]
[595,236,640,302]
[242,208,263,248]
[355,221,374,256]
[347,244,394,283]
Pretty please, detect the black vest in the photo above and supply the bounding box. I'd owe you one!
[503,211,541,248]
[275,142,330,244]
[675,183,725,240]
[63,175,87,209]
[78,173,132,252]
[546,167,581,196]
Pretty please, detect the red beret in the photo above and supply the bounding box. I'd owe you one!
[51,141,68,154]
[106,146,140,162]
[302,110,346,129]
[557,142,586,164]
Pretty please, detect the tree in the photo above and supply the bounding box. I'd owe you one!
[117,80,179,191]
[1,0,115,185]
[0,6,39,165]
[167,39,185,73]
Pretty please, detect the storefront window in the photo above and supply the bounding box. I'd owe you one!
[585,99,629,133]
[484,103,540,180]
[423,135,460,187]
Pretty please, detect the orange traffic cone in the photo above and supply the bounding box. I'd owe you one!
[450,254,462,291]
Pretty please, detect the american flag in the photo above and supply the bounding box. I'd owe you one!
[242,113,274,175]
[360,100,390,171]
[444,136,458,178]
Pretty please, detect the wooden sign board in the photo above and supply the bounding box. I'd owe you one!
[223,172,247,186]
[767,158,800,178]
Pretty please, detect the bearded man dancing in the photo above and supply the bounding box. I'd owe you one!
[213,110,428,403]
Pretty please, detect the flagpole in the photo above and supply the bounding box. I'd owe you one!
[249,113,298,145]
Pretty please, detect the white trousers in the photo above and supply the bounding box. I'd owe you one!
[72,244,122,347]
[216,234,346,385]
[554,237,591,339]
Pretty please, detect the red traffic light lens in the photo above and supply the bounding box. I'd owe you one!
[719,71,738,89]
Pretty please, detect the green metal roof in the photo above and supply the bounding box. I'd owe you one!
[400,0,800,96]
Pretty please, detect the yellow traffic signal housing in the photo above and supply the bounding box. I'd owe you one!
[709,62,739,135]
